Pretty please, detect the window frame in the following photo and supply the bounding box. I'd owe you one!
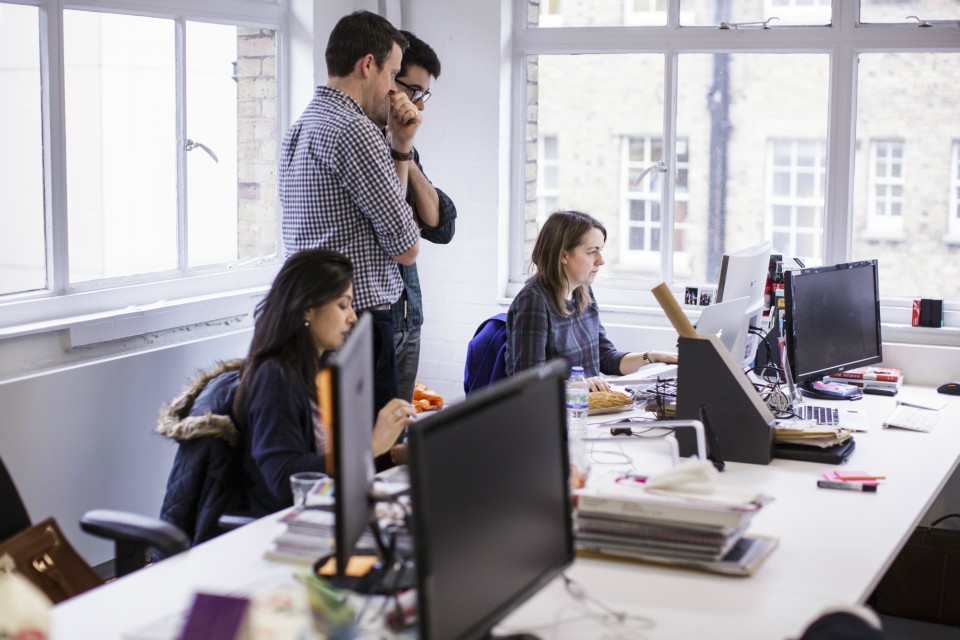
[507,1,960,341]
[948,141,960,241]
[766,138,827,261]
[0,0,285,340]
[865,139,906,238]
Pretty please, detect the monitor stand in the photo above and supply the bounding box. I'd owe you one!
[318,520,417,595]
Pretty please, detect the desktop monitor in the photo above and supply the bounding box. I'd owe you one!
[407,359,574,640]
[716,241,773,367]
[783,259,883,388]
[317,312,376,583]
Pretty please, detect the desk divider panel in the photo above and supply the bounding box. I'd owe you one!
[676,335,776,465]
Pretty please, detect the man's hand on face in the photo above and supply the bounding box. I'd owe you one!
[388,91,421,152]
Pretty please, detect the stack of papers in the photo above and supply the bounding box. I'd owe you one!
[263,508,337,565]
[574,462,777,576]
[774,423,853,449]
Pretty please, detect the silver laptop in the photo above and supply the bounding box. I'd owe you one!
[695,296,751,356]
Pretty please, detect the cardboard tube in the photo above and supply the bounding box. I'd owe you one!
[652,282,698,339]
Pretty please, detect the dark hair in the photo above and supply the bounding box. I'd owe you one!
[325,11,408,78]
[233,250,354,422]
[531,210,607,317]
[399,30,441,79]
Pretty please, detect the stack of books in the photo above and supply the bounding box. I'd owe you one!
[574,479,777,576]
[823,366,903,395]
[264,508,336,564]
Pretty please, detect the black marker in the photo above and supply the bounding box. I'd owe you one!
[817,480,877,493]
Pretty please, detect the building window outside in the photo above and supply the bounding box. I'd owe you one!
[0,1,279,312]
[952,141,960,238]
[537,134,560,224]
[866,140,905,236]
[767,139,826,262]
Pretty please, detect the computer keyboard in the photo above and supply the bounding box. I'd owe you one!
[882,404,940,433]
[795,404,840,426]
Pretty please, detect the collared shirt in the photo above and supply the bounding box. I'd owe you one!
[392,148,458,332]
[505,279,627,378]
[280,86,420,311]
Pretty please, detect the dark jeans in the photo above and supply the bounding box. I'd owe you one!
[393,326,422,403]
[367,308,399,416]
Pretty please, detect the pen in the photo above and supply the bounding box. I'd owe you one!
[817,480,877,493]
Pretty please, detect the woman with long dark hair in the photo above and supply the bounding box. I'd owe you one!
[505,210,676,391]
[233,249,413,516]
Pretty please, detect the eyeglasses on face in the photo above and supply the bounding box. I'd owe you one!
[395,78,432,104]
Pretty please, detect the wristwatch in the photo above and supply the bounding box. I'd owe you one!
[641,352,652,365]
[390,148,414,161]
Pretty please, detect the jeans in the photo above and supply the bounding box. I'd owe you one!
[394,326,422,403]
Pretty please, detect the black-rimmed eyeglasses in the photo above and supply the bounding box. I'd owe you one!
[396,78,432,104]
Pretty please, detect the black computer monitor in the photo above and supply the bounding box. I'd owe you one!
[317,312,376,584]
[407,359,574,640]
[783,259,883,388]
[716,241,772,366]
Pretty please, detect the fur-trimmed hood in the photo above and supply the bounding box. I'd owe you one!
[155,359,244,447]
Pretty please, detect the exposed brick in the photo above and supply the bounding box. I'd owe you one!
[238,182,260,200]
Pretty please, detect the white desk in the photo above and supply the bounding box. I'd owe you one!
[52,386,960,639]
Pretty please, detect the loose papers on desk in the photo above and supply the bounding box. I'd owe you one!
[574,461,777,576]
[774,423,853,449]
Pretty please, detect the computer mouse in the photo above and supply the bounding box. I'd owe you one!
[938,382,960,395]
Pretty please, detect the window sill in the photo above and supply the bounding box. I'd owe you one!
[0,266,277,345]
[943,233,960,247]
[859,228,906,243]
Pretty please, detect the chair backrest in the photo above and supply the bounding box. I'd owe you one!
[0,454,31,543]
[463,313,509,395]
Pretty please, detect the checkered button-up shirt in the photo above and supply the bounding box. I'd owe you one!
[280,86,419,311]
[505,279,627,378]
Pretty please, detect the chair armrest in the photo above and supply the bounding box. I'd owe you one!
[218,514,256,532]
[80,509,190,558]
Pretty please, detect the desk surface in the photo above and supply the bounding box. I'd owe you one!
[52,386,960,639]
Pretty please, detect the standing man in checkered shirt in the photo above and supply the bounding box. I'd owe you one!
[280,11,421,414]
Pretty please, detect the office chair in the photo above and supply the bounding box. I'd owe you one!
[0,453,190,587]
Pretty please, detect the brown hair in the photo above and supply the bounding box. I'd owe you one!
[530,210,607,317]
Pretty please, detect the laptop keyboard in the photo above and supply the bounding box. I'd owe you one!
[796,404,840,426]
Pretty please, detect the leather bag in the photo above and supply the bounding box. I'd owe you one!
[0,517,102,603]
[869,514,960,626]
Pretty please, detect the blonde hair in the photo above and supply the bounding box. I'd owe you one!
[530,211,607,317]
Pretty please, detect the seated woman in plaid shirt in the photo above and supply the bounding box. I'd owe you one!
[505,210,676,392]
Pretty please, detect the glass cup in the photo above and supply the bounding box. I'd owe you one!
[290,471,332,509]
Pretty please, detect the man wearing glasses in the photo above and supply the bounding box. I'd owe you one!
[389,31,458,405]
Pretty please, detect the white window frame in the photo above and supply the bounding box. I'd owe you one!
[507,1,960,339]
[865,139,905,238]
[0,0,285,341]
[619,136,663,269]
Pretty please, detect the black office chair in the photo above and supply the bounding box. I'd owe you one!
[0,453,190,583]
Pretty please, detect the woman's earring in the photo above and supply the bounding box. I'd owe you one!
[304,320,310,327]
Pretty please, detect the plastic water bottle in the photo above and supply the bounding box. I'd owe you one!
[565,366,590,435]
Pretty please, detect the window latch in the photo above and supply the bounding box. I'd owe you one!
[630,161,668,189]
[906,15,960,28]
[185,139,219,164]
[719,16,779,30]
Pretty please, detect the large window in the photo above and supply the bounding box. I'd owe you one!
[0,0,281,331]
[513,0,960,306]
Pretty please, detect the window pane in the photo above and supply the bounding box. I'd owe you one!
[525,54,665,277]
[860,0,960,23]
[186,23,278,267]
[852,53,960,299]
[0,4,45,295]
[676,53,829,283]
[528,0,668,27]
[186,21,238,267]
[679,0,830,26]
[64,11,177,282]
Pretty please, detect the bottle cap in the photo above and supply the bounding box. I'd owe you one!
[570,366,584,375]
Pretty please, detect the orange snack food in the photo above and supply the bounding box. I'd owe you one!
[412,382,444,413]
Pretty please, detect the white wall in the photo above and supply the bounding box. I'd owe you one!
[0,330,251,564]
